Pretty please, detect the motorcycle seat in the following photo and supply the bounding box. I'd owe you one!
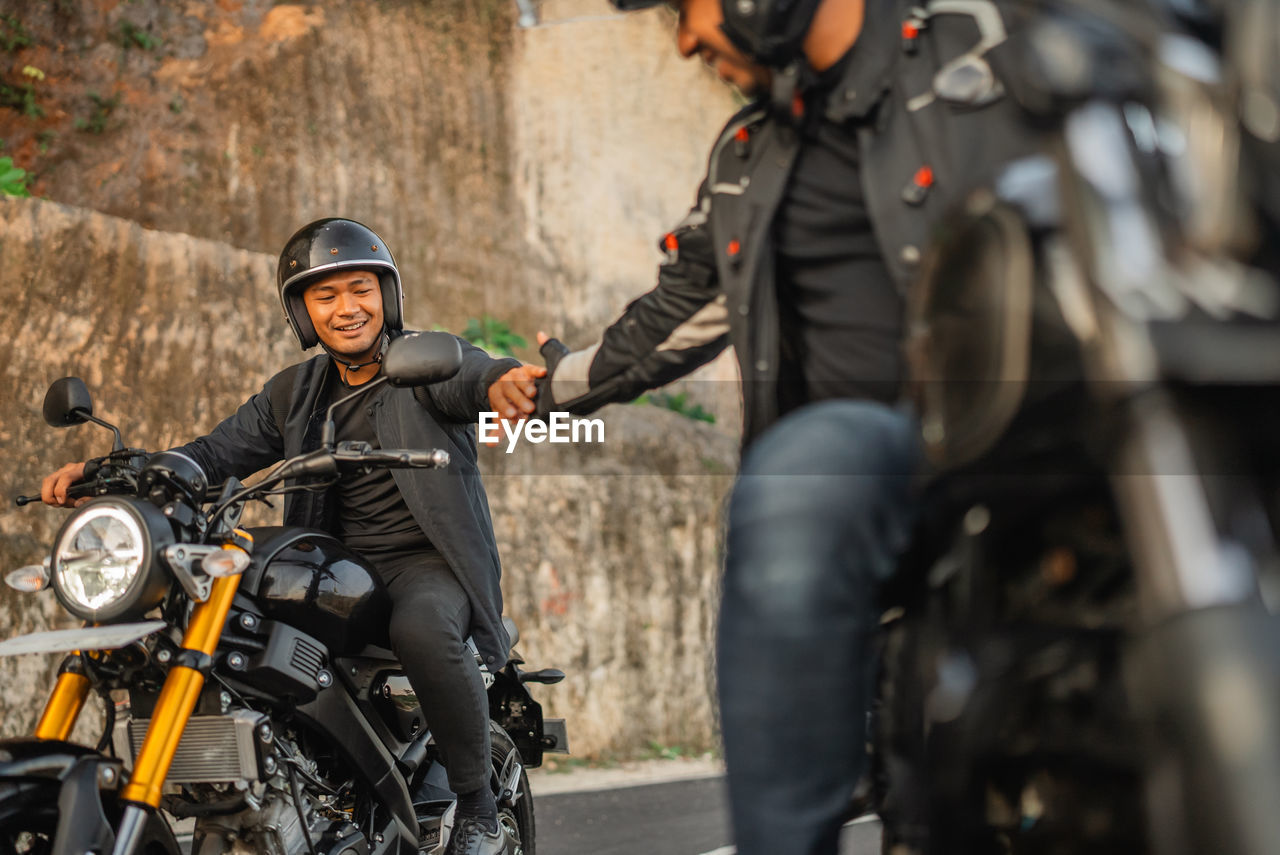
[357,616,521,665]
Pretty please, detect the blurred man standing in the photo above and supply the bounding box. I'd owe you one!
[510,0,1040,851]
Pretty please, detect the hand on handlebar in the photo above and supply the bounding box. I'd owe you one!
[40,461,91,508]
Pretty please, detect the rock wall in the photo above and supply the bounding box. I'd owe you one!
[0,195,295,745]
[0,0,742,423]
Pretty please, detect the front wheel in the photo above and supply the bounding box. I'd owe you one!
[491,723,534,855]
[0,777,177,855]
[0,781,58,855]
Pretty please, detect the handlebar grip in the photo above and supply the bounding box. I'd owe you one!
[395,450,450,469]
[16,479,99,508]
[419,450,450,468]
[66,481,99,500]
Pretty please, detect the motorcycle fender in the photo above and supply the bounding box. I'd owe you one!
[0,740,180,855]
[53,756,115,855]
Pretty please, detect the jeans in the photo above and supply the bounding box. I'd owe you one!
[718,400,920,855]
[372,550,492,794]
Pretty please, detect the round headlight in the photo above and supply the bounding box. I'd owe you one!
[52,499,171,621]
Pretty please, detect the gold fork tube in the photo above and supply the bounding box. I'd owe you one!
[34,662,90,741]
[120,552,244,808]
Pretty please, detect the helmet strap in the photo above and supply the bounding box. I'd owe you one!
[323,328,390,385]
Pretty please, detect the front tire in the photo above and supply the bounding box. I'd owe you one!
[0,781,58,855]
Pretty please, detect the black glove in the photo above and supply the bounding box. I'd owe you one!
[532,337,570,420]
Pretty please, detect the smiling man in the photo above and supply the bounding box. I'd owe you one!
[43,218,543,855]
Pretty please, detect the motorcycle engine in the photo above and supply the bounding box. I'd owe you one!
[187,726,367,855]
[112,689,366,855]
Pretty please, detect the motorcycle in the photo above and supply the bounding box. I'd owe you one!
[0,331,569,855]
[870,0,1280,853]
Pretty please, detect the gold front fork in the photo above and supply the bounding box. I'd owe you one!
[34,659,91,741]
[120,536,251,809]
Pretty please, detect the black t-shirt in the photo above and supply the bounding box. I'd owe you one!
[325,368,434,556]
[772,51,904,416]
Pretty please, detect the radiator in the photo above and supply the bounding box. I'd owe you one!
[113,709,265,784]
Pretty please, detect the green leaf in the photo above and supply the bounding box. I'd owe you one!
[0,155,30,196]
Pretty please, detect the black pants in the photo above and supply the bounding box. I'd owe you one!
[370,550,491,794]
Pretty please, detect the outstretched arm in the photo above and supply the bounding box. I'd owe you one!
[422,336,523,422]
[533,189,728,417]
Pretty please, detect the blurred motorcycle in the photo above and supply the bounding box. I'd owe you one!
[871,1,1280,852]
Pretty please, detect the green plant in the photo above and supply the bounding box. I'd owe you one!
[0,15,31,52]
[0,81,41,117]
[0,156,31,197]
[169,95,184,114]
[636,391,716,425]
[460,316,527,358]
[0,66,44,118]
[36,129,55,154]
[75,92,120,134]
[643,740,687,761]
[115,20,159,50]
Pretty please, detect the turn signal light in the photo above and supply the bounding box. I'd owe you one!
[6,564,50,593]
[201,549,251,578]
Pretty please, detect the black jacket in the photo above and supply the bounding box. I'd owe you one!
[173,332,520,666]
[539,0,1041,445]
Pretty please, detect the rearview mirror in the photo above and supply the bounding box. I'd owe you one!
[43,377,94,428]
[383,333,463,388]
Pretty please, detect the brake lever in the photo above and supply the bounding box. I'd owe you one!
[333,441,374,460]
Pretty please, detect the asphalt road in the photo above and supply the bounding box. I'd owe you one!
[535,775,881,855]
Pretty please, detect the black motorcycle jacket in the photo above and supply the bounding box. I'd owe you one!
[538,0,1042,445]
[172,331,520,667]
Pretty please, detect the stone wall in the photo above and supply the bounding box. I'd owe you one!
[0,0,742,421]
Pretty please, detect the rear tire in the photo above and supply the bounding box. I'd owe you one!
[490,723,534,855]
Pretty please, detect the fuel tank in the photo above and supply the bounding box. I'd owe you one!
[240,527,391,654]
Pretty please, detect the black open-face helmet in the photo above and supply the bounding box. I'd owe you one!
[609,0,823,69]
[276,218,404,350]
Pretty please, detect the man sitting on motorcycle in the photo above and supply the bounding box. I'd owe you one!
[508,0,1040,851]
[42,217,544,855]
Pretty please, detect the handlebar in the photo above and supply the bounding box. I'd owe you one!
[15,459,108,507]
[268,443,451,481]
[335,447,451,469]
